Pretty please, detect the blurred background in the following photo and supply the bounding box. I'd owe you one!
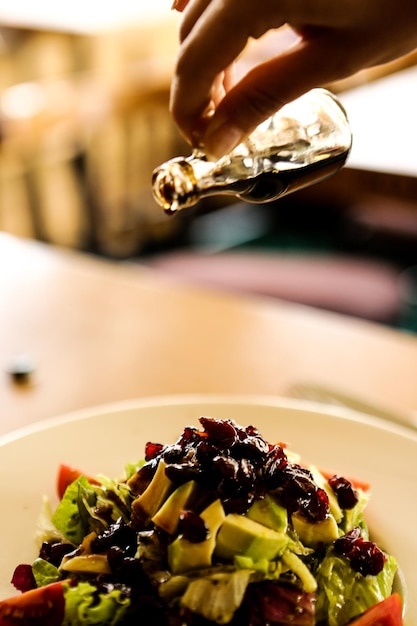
[1,1,417,332]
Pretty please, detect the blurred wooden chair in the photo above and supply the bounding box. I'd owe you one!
[0,22,186,256]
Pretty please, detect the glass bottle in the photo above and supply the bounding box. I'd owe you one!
[152,88,352,215]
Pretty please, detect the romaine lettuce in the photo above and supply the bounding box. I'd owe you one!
[32,557,61,587]
[63,581,130,626]
[315,550,397,626]
[51,475,134,545]
[52,476,97,544]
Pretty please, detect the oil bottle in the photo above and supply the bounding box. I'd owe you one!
[152,89,352,215]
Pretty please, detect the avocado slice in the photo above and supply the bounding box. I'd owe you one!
[282,550,317,593]
[292,512,339,547]
[60,554,112,575]
[132,460,174,523]
[152,480,199,535]
[168,499,225,574]
[247,495,288,533]
[308,464,343,522]
[215,513,288,561]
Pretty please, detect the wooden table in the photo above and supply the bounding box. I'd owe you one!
[1,233,416,436]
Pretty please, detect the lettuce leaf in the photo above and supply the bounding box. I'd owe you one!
[340,491,370,535]
[124,459,145,482]
[51,475,134,545]
[32,557,61,587]
[315,550,397,626]
[63,581,130,626]
[36,495,68,547]
[52,476,97,544]
[95,475,133,523]
[180,570,252,624]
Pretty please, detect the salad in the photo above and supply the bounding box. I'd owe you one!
[0,415,402,626]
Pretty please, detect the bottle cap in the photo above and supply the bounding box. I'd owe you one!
[152,158,198,214]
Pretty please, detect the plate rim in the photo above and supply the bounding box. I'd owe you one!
[2,393,417,449]
[0,393,415,623]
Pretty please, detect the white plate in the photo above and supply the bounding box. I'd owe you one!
[0,394,416,624]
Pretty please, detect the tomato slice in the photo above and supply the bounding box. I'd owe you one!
[349,594,403,626]
[0,582,65,626]
[57,464,100,500]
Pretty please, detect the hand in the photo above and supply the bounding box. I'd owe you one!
[170,0,417,159]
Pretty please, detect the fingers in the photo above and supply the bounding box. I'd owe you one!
[202,32,356,159]
[171,0,190,12]
[178,0,214,41]
[170,0,285,144]
[222,64,236,93]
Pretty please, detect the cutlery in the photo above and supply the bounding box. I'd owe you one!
[286,382,417,432]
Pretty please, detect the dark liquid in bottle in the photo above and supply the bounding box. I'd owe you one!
[158,148,350,214]
[238,149,349,204]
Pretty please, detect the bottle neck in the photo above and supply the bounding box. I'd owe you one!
[152,158,199,215]
[152,152,254,215]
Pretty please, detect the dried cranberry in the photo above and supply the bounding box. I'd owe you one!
[199,416,238,447]
[234,424,250,440]
[232,435,270,465]
[328,475,358,509]
[334,527,386,576]
[195,439,222,464]
[135,418,338,529]
[263,445,288,487]
[268,464,330,522]
[107,545,125,569]
[244,424,262,438]
[165,462,202,484]
[212,455,239,480]
[178,511,209,543]
[162,444,183,464]
[299,486,329,522]
[92,518,137,556]
[236,458,257,491]
[107,547,149,587]
[39,541,75,567]
[11,564,36,592]
[145,442,165,461]
[223,495,256,515]
[178,426,201,447]
[217,458,257,505]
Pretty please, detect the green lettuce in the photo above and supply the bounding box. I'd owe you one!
[32,557,61,587]
[315,550,397,626]
[124,459,145,481]
[36,495,68,547]
[63,582,130,626]
[52,476,97,544]
[180,570,252,624]
[51,475,134,545]
[95,475,133,523]
[340,491,370,535]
